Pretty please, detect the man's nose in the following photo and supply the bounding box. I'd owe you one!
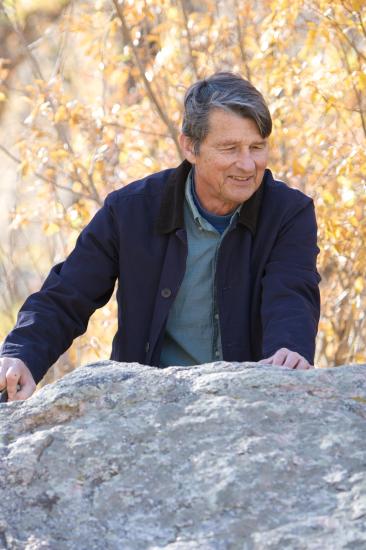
[235,151,255,171]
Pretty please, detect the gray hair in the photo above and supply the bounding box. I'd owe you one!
[182,72,272,154]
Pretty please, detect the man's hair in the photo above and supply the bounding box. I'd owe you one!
[182,72,272,154]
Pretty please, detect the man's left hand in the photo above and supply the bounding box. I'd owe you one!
[258,348,314,370]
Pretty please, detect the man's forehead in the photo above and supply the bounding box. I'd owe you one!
[206,109,263,135]
[214,136,267,145]
[207,126,267,146]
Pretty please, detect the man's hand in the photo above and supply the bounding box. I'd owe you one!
[0,357,36,401]
[258,348,314,370]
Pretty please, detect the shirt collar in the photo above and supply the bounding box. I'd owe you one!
[156,160,265,235]
[185,169,201,224]
[186,169,239,232]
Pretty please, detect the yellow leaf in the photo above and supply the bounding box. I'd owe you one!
[94,160,105,172]
[167,7,178,19]
[19,160,30,177]
[337,175,350,187]
[349,0,364,10]
[44,168,56,179]
[109,18,120,36]
[305,28,317,50]
[322,190,335,205]
[355,204,363,221]
[50,149,69,161]
[54,105,68,123]
[44,222,60,236]
[355,277,364,294]
[349,216,359,227]
[359,72,366,90]
[72,181,83,193]
[292,158,306,175]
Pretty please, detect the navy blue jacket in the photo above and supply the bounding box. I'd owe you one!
[1,161,320,383]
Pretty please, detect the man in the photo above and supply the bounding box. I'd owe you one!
[0,72,320,401]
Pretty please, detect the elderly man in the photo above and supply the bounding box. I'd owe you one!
[0,72,320,401]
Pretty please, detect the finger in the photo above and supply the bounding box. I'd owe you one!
[295,359,314,370]
[0,373,6,391]
[283,353,301,369]
[0,359,9,390]
[271,348,289,367]
[12,377,37,401]
[258,356,274,365]
[11,363,37,401]
[5,366,22,400]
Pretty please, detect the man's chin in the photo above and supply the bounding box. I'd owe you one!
[227,187,256,205]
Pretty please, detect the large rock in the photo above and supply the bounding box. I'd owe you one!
[0,361,365,549]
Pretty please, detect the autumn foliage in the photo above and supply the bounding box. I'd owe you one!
[0,0,365,382]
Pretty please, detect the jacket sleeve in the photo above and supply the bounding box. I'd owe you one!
[260,200,321,364]
[0,197,119,383]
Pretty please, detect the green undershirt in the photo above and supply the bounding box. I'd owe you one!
[159,170,240,367]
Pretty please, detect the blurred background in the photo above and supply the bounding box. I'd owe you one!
[0,0,365,384]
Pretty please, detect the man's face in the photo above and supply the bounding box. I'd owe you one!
[180,109,269,215]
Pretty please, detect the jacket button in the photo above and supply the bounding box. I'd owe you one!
[161,288,172,298]
[145,342,150,352]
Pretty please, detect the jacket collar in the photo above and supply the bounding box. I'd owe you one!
[156,159,264,235]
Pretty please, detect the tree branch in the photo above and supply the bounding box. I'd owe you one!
[319,7,366,63]
[340,0,366,39]
[356,9,366,38]
[178,0,199,79]
[338,38,366,139]
[50,1,74,80]
[0,3,74,152]
[104,121,170,138]
[111,0,183,160]
[0,144,100,204]
[235,9,251,81]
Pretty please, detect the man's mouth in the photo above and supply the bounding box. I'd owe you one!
[229,175,253,182]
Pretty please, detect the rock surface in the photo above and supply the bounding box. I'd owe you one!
[0,361,365,549]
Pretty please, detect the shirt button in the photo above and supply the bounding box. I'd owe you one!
[161,288,172,298]
[214,313,219,320]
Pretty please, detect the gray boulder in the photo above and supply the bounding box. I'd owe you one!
[0,361,365,549]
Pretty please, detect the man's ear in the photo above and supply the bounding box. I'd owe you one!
[179,133,196,164]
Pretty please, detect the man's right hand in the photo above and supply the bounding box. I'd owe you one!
[0,357,36,401]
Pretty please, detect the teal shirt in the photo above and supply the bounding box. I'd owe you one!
[159,171,239,367]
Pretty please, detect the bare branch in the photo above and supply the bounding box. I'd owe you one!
[104,121,170,138]
[0,144,100,204]
[314,6,366,63]
[0,3,74,152]
[340,0,366,38]
[0,143,19,163]
[307,84,361,144]
[111,0,183,160]
[50,1,74,80]
[178,0,199,79]
[338,38,366,138]
[356,9,366,38]
[235,9,251,81]
[86,162,103,206]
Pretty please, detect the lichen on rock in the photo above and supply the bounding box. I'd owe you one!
[0,361,365,549]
